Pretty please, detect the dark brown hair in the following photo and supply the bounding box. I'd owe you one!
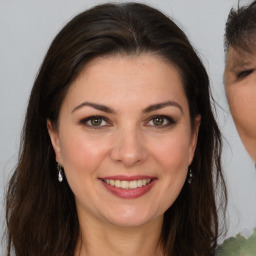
[225,0,256,53]
[6,2,226,255]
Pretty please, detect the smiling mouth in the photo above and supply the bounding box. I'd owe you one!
[102,179,152,189]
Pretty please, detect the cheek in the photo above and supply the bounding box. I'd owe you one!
[227,86,256,134]
[151,133,192,176]
[59,133,109,180]
[58,134,112,210]
[150,136,190,213]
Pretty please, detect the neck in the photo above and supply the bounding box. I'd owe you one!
[75,211,164,256]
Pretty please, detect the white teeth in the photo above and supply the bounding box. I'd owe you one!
[121,181,129,189]
[129,180,137,189]
[104,179,152,189]
[137,180,142,187]
[115,180,121,188]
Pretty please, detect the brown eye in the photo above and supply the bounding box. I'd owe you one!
[80,116,108,128]
[90,117,103,126]
[152,117,164,126]
[147,115,175,128]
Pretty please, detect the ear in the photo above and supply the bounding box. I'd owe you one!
[47,119,63,164]
[188,115,201,165]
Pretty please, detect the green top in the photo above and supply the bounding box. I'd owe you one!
[215,228,256,256]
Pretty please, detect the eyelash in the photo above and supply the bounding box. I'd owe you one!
[146,115,176,128]
[79,115,176,129]
[80,116,110,129]
[237,69,254,79]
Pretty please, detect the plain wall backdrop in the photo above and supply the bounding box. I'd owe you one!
[1,0,256,253]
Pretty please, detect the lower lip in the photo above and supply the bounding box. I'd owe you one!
[100,179,156,199]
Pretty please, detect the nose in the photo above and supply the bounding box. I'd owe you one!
[110,127,148,167]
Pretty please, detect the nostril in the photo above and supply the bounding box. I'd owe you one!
[110,147,147,166]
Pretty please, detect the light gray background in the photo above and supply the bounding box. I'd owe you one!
[1,0,256,253]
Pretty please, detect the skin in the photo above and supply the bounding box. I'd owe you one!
[48,54,200,256]
[225,46,256,162]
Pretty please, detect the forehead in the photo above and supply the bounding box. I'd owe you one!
[63,54,189,111]
[74,54,184,92]
[225,46,256,71]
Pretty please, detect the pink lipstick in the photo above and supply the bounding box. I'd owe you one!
[99,175,156,199]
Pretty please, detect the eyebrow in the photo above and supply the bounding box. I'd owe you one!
[71,100,183,114]
[230,61,252,71]
[143,101,183,114]
[72,102,116,114]
[229,53,253,71]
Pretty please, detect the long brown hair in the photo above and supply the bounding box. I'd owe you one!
[5,3,226,255]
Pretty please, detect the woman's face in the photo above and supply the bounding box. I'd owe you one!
[48,54,200,227]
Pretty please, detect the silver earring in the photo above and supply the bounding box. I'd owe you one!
[187,167,192,184]
[57,163,64,182]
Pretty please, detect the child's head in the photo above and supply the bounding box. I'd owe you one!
[224,1,256,162]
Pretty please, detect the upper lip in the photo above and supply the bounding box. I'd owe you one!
[99,175,156,181]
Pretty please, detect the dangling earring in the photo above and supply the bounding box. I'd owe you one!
[187,167,192,184]
[57,163,64,182]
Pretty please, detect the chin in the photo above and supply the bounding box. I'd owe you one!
[106,217,157,228]
[102,207,160,228]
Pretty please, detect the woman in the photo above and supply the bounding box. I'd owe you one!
[5,3,226,256]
